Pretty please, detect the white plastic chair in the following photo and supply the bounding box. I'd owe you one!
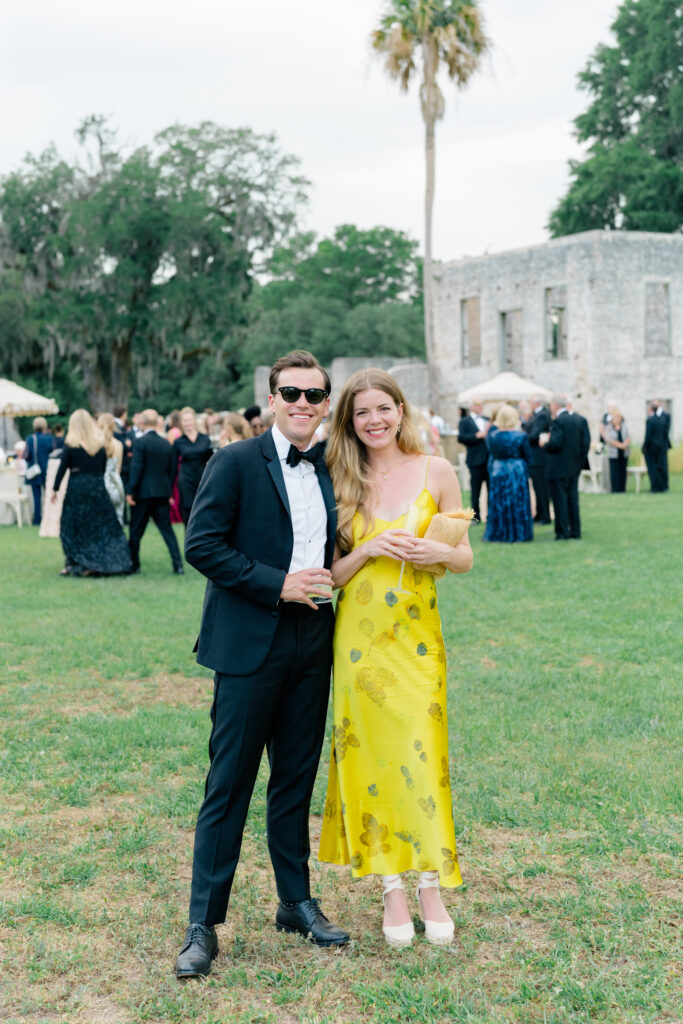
[0,467,31,526]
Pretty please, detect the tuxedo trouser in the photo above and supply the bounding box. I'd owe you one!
[549,477,570,538]
[529,464,550,521]
[469,464,489,523]
[645,450,668,492]
[189,601,334,926]
[128,497,182,569]
[567,475,581,537]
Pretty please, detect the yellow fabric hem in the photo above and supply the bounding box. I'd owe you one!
[317,855,464,889]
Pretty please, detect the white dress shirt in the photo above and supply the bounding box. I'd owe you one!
[271,425,327,573]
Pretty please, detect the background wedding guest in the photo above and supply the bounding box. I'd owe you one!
[540,393,590,540]
[97,413,126,525]
[458,397,490,524]
[52,423,65,450]
[604,408,630,492]
[484,404,533,543]
[40,447,68,538]
[127,408,184,575]
[218,413,253,447]
[22,416,54,526]
[642,400,671,492]
[243,405,266,436]
[166,411,183,524]
[51,409,132,577]
[173,407,213,525]
[523,395,552,524]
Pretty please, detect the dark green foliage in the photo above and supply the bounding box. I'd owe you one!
[549,0,683,236]
[0,117,307,411]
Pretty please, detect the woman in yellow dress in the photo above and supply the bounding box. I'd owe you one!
[319,369,473,947]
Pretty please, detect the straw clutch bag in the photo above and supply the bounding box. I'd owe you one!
[422,507,475,578]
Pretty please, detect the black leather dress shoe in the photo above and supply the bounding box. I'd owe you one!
[175,923,218,978]
[275,898,350,947]
[173,565,185,574]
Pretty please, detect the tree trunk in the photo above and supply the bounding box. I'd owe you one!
[423,111,438,411]
[81,342,131,412]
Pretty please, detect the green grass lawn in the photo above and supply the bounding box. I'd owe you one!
[1,483,681,1024]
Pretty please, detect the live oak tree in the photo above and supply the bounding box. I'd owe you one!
[236,224,425,402]
[371,0,489,396]
[0,117,308,411]
[549,0,683,235]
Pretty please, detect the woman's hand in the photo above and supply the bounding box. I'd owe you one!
[399,536,452,566]
[50,493,58,505]
[363,528,416,562]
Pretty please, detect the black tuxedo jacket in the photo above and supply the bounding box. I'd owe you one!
[643,412,671,454]
[544,411,590,480]
[523,407,551,467]
[185,430,337,677]
[458,415,490,467]
[127,431,175,499]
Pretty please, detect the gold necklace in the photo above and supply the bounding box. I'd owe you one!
[371,457,407,481]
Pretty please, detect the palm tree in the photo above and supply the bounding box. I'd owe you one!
[372,1,489,402]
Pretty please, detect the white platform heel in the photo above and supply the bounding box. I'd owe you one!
[382,875,415,948]
[417,871,455,946]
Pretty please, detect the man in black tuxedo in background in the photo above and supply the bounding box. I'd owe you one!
[458,397,490,523]
[642,400,671,492]
[175,350,349,979]
[541,393,591,540]
[523,395,552,524]
[126,409,183,574]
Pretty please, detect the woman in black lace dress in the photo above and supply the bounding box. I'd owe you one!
[51,410,132,577]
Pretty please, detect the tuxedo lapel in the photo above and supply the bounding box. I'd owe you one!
[260,430,291,518]
[315,463,337,566]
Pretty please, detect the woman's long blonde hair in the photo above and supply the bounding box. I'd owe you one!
[327,368,423,551]
[96,412,117,458]
[65,409,104,456]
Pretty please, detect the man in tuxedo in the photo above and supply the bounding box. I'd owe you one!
[541,394,591,540]
[126,409,183,574]
[175,350,349,979]
[523,395,551,524]
[458,397,490,523]
[642,400,671,492]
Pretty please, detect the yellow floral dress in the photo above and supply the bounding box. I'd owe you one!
[318,487,462,887]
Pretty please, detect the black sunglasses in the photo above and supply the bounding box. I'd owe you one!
[276,386,329,405]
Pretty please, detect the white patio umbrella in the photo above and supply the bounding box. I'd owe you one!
[0,379,59,452]
[0,378,59,417]
[457,372,552,405]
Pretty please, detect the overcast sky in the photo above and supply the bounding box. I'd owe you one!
[1,0,619,261]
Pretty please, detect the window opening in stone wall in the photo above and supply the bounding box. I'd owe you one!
[460,297,481,366]
[644,282,671,356]
[545,286,567,360]
[499,310,523,374]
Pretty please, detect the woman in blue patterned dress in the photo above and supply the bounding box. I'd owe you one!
[484,404,533,543]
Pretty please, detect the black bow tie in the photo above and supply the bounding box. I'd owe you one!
[286,442,324,469]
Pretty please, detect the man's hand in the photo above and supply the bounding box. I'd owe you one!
[126,495,136,507]
[281,568,333,610]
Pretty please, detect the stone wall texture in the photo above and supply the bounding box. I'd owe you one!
[432,230,683,442]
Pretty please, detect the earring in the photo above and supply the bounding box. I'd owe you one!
[396,422,402,437]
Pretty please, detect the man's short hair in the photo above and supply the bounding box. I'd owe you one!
[142,408,158,427]
[113,404,126,420]
[269,350,330,395]
[551,393,567,407]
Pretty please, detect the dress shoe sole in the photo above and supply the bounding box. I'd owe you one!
[274,923,349,947]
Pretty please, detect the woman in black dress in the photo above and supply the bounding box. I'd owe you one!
[173,407,213,525]
[51,409,132,577]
